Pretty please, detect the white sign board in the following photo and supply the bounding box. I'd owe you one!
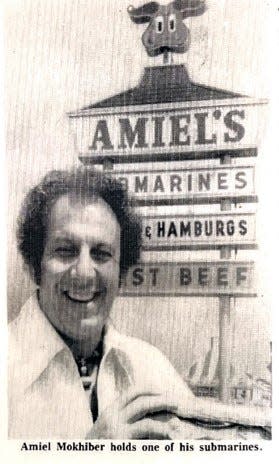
[141,213,256,250]
[121,261,256,297]
[69,98,266,163]
[110,165,256,205]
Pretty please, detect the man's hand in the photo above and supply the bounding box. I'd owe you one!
[88,389,181,439]
[86,387,271,440]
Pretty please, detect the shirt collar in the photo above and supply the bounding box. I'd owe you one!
[10,293,71,391]
[10,294,120,393]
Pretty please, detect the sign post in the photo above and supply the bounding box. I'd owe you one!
[219,154,234,402]
[219,295,235,402]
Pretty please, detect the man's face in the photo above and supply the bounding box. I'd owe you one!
[39,194,121,342]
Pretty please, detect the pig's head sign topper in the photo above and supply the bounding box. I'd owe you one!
[127,0,207,57]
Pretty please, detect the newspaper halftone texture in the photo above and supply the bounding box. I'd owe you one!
[6,0,272,440]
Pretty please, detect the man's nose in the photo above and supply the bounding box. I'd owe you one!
[72,246,97,281]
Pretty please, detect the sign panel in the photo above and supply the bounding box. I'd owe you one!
[69,98,265,163]
[121,262,256,297]
[109,165,256,205]
[141,213,256,250]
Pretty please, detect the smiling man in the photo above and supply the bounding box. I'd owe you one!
[9,167,196,439]
[9,167,271,440]
[39,192,121,357]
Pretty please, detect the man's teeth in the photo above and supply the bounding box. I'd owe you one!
[65,290,101,302]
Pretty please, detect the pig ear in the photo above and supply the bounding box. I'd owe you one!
[127,2,159,24]
[173,0,207,19]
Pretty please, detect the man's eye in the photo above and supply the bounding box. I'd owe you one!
[54,247,77,258]
[91,249,113,262]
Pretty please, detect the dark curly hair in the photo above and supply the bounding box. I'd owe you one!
[17,167,142,285]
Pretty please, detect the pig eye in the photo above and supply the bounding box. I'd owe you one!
[155,16,164,33]
[169,14,176,32]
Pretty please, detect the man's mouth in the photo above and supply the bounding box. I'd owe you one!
[63,290,104,304]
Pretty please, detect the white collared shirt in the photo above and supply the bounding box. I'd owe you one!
[8,294,192,439]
